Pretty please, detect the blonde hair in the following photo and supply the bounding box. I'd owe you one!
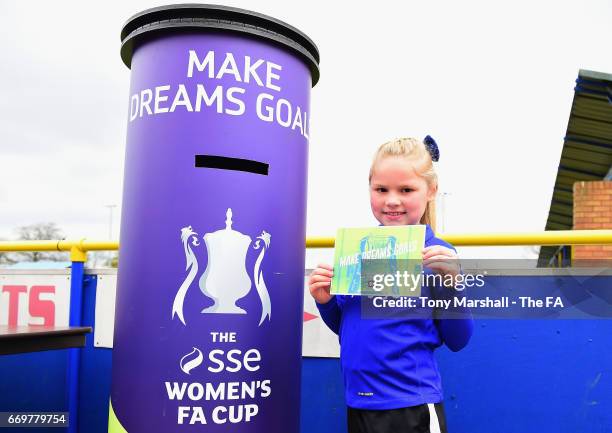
[368,137,438,232]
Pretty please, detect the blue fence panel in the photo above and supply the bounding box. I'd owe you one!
[0,350,69,433]
[438,319,610,433]
[300,358,346,433]
[77,274,112,433]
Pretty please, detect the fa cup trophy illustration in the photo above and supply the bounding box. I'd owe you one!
[172,208,271,326]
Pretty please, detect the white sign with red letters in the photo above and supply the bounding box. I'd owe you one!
[0,270,71,327]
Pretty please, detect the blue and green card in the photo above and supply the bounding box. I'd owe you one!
[331,225,425,296]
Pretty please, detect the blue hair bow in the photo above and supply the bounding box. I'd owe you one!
[423,135,440,162]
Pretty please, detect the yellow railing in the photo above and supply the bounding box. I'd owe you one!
[0,230,611,261]
[0,240,118,262]
[307,230,612,248]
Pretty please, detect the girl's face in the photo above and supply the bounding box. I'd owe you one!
[369,156,436,226]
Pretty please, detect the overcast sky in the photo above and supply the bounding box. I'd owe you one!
[1,0,611,263]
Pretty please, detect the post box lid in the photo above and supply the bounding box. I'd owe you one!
[120,3,320,86]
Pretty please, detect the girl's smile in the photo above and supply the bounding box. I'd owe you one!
[383,211,407,221]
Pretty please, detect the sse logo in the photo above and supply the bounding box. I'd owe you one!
[1,285,56,326]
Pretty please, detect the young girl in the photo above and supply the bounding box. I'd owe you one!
[309,137,473,433]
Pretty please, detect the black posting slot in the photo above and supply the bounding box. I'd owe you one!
[195,155,269,175]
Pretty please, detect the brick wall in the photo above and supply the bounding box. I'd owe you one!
[573,180,612,262]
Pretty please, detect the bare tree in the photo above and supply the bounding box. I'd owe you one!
[13,222,69,262]
[85,251,118,269]
[0,237,16,265]
[110,252,118,268]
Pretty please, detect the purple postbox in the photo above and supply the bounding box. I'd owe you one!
[110,5,319,432]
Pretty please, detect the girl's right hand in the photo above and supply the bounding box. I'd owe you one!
[308,263,334,305]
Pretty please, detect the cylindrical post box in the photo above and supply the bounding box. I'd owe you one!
[110,5,319,432]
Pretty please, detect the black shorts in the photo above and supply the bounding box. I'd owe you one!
[347,403,447,433]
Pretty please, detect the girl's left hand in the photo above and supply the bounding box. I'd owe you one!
[422,245,460,278]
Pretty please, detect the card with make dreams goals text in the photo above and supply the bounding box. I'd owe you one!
[331,225,425,296]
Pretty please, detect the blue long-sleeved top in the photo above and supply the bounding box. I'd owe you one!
[316,224,473,410]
